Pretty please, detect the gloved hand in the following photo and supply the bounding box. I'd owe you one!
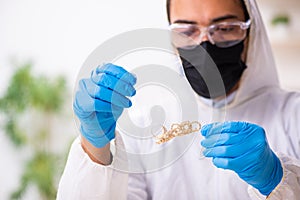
[73,63,136,148]
[201,121,283,196]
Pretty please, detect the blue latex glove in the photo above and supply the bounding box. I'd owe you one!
[73,63,136,148]
[201,121,283,196]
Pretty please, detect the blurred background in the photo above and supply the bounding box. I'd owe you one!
[0,0,299,199]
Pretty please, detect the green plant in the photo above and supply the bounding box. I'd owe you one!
[271,14,290,26]
[0,63,69,200]
[10,152,58,199]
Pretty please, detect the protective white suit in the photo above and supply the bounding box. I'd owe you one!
[57,0,300,199]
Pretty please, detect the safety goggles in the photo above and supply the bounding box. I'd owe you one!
[170,19,251,49]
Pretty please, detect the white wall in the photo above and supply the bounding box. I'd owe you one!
[0,0,299,199]
[257,0,300,90]
[0,0,168,89]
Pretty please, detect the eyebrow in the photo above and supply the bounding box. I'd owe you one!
[211,14,238,23]
[173,14,238,24]
[173,19,197,24]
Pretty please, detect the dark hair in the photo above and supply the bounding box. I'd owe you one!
[166,0,171,22]
[166,0,250,23]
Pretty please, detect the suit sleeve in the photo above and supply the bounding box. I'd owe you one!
[56,136,128,200]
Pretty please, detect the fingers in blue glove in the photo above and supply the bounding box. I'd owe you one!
[74,63,136,148]
[91,70,136,97]
[74,90,123,117]
[202,141,253,158]
[79,78,132,108]
[202,141,267,174]
[200,121,283,196]
[201,121,248,137]
[201,122,266,157]
[96,63,137,85]
[211,157,240,170]
[211,152,264,173]
[201,133,232,147]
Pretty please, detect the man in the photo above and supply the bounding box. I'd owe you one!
[57,0,300,199]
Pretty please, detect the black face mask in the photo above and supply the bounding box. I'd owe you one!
[178,41,247,99]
